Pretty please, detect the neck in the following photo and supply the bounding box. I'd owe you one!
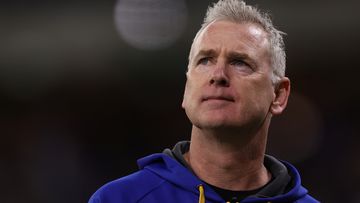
[185,124,271,191]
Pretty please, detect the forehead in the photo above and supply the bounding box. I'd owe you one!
[192,20,270,59]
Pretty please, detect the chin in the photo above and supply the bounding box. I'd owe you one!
[192,115,259,132]
[194,118,238,130]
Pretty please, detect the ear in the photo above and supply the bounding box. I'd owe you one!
[270,77,290,115]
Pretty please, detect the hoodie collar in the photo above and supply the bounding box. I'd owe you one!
[138,141,309,202]
[138,153,224,202]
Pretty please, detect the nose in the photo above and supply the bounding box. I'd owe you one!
[209,65,229,87]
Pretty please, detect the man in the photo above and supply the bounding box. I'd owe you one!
[89,0,319,202]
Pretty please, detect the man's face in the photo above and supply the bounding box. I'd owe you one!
[182,20,277,132]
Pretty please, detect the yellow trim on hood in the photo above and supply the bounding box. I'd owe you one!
[198,185,205,203]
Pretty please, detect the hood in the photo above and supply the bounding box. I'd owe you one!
[138,153,223,202]
[137,151,311,203]
[243,160,310,202]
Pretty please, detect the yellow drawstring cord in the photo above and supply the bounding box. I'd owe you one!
[198,184,205,203]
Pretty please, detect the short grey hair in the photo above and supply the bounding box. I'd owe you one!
[188,0,286,84]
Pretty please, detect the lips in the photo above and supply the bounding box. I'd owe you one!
[202,95,235,102]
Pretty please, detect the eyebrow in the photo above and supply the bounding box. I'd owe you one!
[193,49,256,66]
[227,52,251,60]
[194,49,217,59]
[194,49,252,60]
[228,52,257,68]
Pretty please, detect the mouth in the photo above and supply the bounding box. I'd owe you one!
[202,95,235,102]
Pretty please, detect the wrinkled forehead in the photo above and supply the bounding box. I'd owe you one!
[189,20,270,61]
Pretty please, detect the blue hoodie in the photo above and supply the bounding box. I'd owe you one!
[89,145,319,203]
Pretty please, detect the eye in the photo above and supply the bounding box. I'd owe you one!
[230,59,247,67]
[198,57,211,66]
[230,59,253,73]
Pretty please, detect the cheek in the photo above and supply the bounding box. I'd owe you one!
[253,83,274,108]
[239,78,274,106]
[184,74,200,94]
[182,84,190,108]
[182,74,205,109]
[182,79,195,109]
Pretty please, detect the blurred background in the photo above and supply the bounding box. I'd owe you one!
[1,0,359,202]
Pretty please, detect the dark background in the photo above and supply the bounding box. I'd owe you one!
[1,0,359,202]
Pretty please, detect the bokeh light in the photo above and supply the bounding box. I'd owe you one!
[114,0,188,50]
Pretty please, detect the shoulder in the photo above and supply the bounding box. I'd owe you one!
[88,169,165,203]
